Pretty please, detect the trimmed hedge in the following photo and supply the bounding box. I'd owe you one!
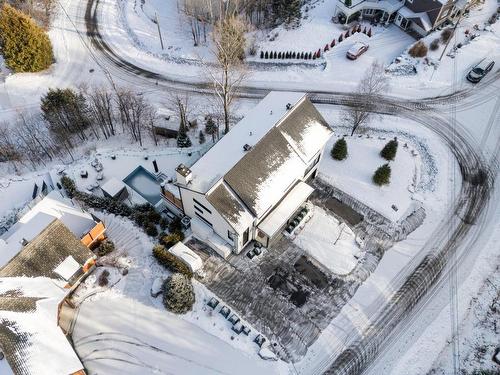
[153,244,193,278]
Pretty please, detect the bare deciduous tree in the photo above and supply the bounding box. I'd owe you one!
[343,61,389,136]
[206,15,247,134]
[84,85,117,139]
[115,89,156,147]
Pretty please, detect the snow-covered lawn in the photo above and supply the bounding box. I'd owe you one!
[388,0,500,91]
[293,206,361,275]
[319,134,421,222]
[70,211,287,374]
[72,293,284,375]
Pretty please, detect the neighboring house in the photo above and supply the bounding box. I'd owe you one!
[0,192,103,375]
[333,0,478,36]
[171,92,332,257]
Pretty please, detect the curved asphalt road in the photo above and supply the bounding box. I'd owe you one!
[80,0,499,373]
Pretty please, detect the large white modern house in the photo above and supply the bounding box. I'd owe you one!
[170,92,332,257]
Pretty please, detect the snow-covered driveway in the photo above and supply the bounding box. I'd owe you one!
[73,294,282,375]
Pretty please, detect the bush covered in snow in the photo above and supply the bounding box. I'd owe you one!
[380,138,398,161]
[430,38,440,51]
[98,269,110,286]
[441,28,454,43]
[95,239,115,256]
[408,41,428,58]
[61,176,77,198]
[160,231,184,248]
[331,138,348,160]
[373,164,391,186]
[153,244,193,278]
[162,273,195,314]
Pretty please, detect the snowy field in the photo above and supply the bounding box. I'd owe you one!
[293,206,361,275]
[73,293,284,375]
[70,211,287,374]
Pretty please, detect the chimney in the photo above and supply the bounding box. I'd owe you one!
[21,238,29,246]
[286,103,292,110]
[243,144,252,152]
[176,164,192,186]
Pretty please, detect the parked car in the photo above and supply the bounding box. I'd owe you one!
[346,42,369,60]
[467,59,495,83]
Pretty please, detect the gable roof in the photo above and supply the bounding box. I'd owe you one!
[0,220,94,375]
[189,92,331,222]
[188,91,307,193]
[0,190,97,268]
[206,182,254,232]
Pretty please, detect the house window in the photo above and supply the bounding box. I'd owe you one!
[195,212,213,227]
[193,198,212,214]
[242,228,249,245]
[304,154,321,177]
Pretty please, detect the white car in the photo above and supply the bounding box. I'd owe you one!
[346,42,369,60]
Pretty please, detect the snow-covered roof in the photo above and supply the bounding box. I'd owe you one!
[53,256,81,281]
[188,91,307,193]
[0,191,97,268]
[168,242,203,272]
[186,92,332,222]
[101,177,127,198]
[257,181,314,237]
[398,6,432,31]
[0,220,95,375]
[207,181,254,233]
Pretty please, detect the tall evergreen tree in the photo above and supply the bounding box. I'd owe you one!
[380,138,398,161]
[331,138,348,160]
[0,4,53,72]
[373,164,391,186]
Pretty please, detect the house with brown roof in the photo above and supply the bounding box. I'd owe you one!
[0,191,104,375]
[170,92,332,257]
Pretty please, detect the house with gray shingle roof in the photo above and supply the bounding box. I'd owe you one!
[171,92,332,256]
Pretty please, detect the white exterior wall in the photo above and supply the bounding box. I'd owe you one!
[179,187,248,253]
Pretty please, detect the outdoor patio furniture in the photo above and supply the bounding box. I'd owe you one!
[254,242,262,249]
[207,297,219,309]
[92,182,100,189]
[86,184,94,192]
[111,155,116,160]
[246,250,256,259]
[231,322,244,334]
[228,314,240,325]
[254,247,262,256]
[254,334,266,347]
[91,159,98,167]
[242,326,251,336]
[96,172,104,180]
[95,164,103,172]
[219,306,231,318]
[285,225,294,234]
[80,170,88,178]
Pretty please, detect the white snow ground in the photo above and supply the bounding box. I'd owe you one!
[293,206,361,275]
[72,293,284,375]
[319,133,421,222]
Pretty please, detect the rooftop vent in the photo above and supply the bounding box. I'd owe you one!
[243,144,252,152]
[286,103,292,110]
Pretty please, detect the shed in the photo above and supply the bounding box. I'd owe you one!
[168,242,203,273]
[101,178,129,200]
